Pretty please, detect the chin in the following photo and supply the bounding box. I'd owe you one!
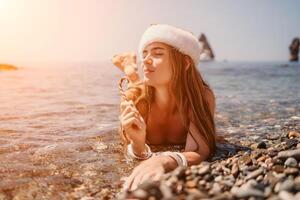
[143,76,155,86]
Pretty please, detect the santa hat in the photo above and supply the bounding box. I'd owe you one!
[138,24,202,66]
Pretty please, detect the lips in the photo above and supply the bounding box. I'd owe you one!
[144,68,155,73]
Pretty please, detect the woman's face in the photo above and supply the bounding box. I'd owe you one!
[142,42,172,87]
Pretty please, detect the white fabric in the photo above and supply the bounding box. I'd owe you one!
[138,24,202,66]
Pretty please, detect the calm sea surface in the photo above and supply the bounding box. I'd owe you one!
[0,61,299,198]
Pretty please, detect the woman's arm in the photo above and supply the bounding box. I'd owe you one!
[163,88,215,171]
[162,121,210,172]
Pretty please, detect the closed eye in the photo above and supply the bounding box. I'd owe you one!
[143,53,163,59]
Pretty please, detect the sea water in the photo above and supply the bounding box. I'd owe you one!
[0,61,299,198]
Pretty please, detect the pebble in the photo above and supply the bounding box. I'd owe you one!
[267,134,280,140]
[284,157,298,167]
[239,153,252,165]
[278,190,295,200]
[245,168,264,181]
[286,139,299,149]
[288,131,300,138]
[290,116,300,120]
[231,185,265,198]
[278,179,295,192]
[197,163,210,175]
[231,163,239,178]
[278,149,300,160]
[257,141,267,149]
[272,165,284,173]
[284,167,299,175]
[186,188,208,199]
[186,180,197,188]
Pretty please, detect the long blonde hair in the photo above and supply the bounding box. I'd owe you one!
[119,44,216,155]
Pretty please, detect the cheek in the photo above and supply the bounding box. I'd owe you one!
[153,60,172,83]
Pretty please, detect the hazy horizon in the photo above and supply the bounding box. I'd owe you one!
[1,0,300,65]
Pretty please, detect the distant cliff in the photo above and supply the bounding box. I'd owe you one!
[289,37,299,62]
[198,33,215,62]
[0,64,18,71]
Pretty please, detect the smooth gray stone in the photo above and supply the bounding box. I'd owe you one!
[278,149,300,160]
[284,157,298,167]
[198,164,211,175]
[278,191,295,200]
[245,168,264,181]
[279,179,295,192]
[231,185,265,198]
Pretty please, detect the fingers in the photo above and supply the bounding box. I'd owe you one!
[119,100,145,130]
[124,169,142,191]
[130,172,144,191]
[152,172,163,182]
[122,117,142,130]
[120,101,141,120]
[120,104,136,118]
[121,111,136,121]
[139,173,152,185]
[125,172,160,191]
[120,100,135,112]
[120,107,139,122]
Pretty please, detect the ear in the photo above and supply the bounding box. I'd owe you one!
[184,56,191,71]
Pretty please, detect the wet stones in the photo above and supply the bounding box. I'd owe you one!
[120,127,300,200]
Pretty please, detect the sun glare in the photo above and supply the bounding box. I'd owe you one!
[0,0,20,18]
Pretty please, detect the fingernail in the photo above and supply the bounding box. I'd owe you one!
[131,185,137,191]
[123,186,128,191]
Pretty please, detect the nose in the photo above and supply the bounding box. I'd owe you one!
[143,55,153,65]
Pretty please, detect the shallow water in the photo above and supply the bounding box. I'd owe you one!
[0,61,299,199]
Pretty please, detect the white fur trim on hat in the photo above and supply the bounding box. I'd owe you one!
[138,24,202,66]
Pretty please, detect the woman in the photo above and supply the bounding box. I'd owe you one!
[112,24,216,191]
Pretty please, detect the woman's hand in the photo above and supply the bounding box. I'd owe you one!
[119,100,146,144]
[123,156,169,191]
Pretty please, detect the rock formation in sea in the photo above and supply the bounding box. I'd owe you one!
[198,33,215,62]
[289,37,300,62]
[0,64,18,71]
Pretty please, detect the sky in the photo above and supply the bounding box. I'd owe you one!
[0,0,299,64]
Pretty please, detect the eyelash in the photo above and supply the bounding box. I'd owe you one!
[143,53,163,58]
